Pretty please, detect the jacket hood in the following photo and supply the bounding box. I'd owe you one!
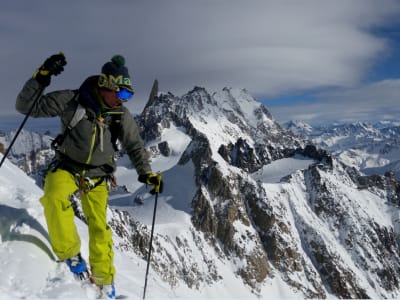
[78,76,102,115]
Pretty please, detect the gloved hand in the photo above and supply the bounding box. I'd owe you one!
[33,52,67,86]
[138,173,163,194]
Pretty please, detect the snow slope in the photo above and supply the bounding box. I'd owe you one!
[0,143,299,299]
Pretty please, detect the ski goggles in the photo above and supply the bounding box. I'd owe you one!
[116,87,134,101]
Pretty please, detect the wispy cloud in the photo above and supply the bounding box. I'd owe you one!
[269,79,400,125]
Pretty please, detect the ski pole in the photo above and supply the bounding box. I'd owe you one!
[0,86,45,169]
[143,173,162,300]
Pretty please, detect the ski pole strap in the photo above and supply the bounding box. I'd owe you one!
[153,173,162,193]
[143,172,163,194]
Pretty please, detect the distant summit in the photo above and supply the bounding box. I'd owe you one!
[284,119,313,136]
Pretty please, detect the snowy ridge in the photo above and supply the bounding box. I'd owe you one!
[141,86,303,171]
[1,86,400,299]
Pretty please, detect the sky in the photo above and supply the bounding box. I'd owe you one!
[1,0,400,126]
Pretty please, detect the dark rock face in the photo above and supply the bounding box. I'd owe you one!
[218,138,261,173]
[298,163,400,298]
[191,169,271,289]
[158,141,171,156]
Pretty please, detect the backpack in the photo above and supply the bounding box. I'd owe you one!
[51,101,122,152]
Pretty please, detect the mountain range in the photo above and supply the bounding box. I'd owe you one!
[285,120,400,179]
[0,83,399,299]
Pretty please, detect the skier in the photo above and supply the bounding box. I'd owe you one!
[15,53,163,299]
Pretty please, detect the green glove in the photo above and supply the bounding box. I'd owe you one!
[138,173,163,194]
[33,52,67,86]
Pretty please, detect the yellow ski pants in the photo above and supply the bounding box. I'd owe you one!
[40,168,115,285]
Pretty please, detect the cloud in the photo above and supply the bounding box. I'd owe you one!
[269,79,400,125]
[1,0,399,120]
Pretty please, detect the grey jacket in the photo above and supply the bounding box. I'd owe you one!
[16,77,152,177]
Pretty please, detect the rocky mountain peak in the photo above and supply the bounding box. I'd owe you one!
[138,84,305,171]
[284,119,314,136]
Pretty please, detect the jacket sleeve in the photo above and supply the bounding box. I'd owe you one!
[120,107,152,175]
[16,78,76,117]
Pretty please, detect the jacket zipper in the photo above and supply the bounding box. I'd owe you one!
[85,123,97,165]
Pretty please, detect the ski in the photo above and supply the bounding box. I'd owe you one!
[72,270,128,299]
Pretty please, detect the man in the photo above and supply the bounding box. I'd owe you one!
[16,53,162,299]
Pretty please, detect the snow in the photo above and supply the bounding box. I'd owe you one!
[252,155,316,183]
[255,155,400,299]
[0,150,300,299]
[146,124,192,173]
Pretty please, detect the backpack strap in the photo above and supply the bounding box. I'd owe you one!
[51,94,87,150]
[67,103,86,130]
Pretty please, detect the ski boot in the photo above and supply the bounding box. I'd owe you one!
[65,253,89,280]
[96,284,116,299]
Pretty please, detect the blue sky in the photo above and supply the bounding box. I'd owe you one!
[368,26,400,81]
[1,0,400,126]
[266,22,400,124]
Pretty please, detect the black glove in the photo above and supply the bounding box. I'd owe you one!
[33,52,67,86]
[138,173,163,194]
